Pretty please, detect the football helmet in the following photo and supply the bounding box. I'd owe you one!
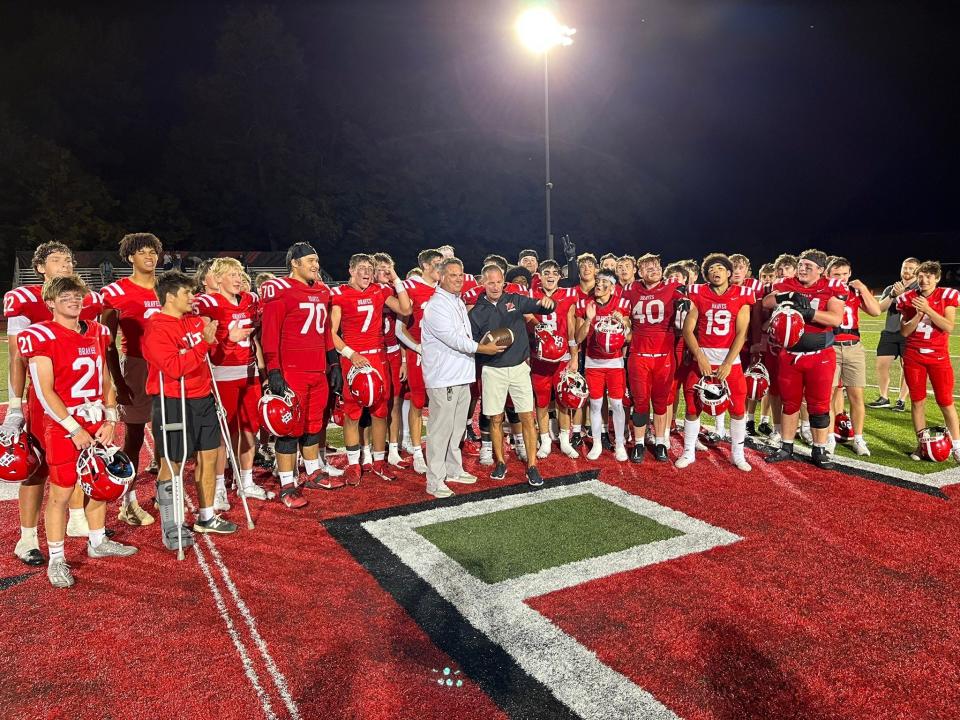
[0,430,41,483]
[834,412,854,442]
[918,427,952,462]
[77,444,135,502]
[694,376,731,417]
[346,365,385,408]
[744,362,770,401]
[533,324,566,363]
[768,306,805,349]
[593,315,627,355]
[555,369,589,410]
[330,396,345,427]
[259,389,303,437]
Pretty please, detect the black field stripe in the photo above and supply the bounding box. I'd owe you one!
[323,470,598,720]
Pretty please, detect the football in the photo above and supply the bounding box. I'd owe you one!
[482,327,515,347]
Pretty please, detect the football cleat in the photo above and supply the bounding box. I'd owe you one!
[371,460,396,482]
[674,454,695,469]
[731,457,752,472]
[630,444,645,464]
[586,442,603,461]
[799,426,814,445]
[652,444,669,462]
[214,488,231,512]
[811,446,833,469]
[851,437,871,456]
[14,538,46,566]
[614,444,628,462]
[412,454,428,475]
[280,487,308,508]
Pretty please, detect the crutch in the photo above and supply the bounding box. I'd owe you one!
[158,369,190,560]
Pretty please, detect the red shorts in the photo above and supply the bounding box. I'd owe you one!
[531,358,566,408]
[216,378,261,434]
[43,415,103,489]
[285,369,329,436]
[585,365,626,401]
[764,349,781,396]
[683,364,747,417]
[385,348,403,401]
[340,352,391,421]
[904,348,955,406]
[404,348,427,410]
[778,348,836,416]
[628,353,676,416]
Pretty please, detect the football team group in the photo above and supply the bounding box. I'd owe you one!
[0,233,957,588]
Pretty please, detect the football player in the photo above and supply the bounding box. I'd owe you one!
[755,253,799,441]
[573,269,632,461]
[616,255,637,287]
[331,253,412,484]
[758,263,776,286]
[19,274,136,588]
[599,253,618,273]
[763,249,846,468]
[260,243,342,507]
[677,254,755,471]
[518,249,541,292]
[663,262,692,436]
[898,261,960,461]
[102,232,164,527]
[373,253,410,467]
[2,242,105,564]
[569,253,600,447]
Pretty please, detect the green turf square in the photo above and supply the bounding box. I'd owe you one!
[414,494,683,583]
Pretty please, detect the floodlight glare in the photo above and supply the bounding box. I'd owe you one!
[515,8,575,54]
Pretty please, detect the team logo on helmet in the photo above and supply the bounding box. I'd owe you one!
[744,362,770,401]
[555,369,589,410]
[77,444,135,502]
[694,375,731,417]
[259,389,303,437]
[768,306,805,349]
[0,430,41,484]
[533,323,566,363]
[347,365,385,408]
[593,314,627,355]
[918,426,952,462]
[834,412,854,442]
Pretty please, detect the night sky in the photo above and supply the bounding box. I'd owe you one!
[1,1,957,284]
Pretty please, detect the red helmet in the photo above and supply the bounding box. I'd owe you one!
[593,315,627,355]
[259,389,303,437]
[694,376,731,417]
[744,362,770,401]
[918,427,952,462]
[768,306,805,349]
[834,412,854,442]
[77,444,135,502]
[0,430,41,483]
[331,396,345,427]
[555,369,589,410]
[347,365,385,408]
[533,323,566,363]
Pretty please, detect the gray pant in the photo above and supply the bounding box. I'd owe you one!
[425,384,471,488]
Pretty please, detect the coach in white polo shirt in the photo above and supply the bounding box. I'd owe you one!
[421,258,504,498]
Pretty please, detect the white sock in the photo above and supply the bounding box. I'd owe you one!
[198,506,214,522]
[610,400,626,445]
[512,433,523,446]
[346,448,361,466]
[559,430,571,445]
[801,421,811,432]
[413,445,424,458]
[373,451,385,462]
[303,457,320,475]
[655,436,666,446]
[683,417,700,457]
[540,433,551,446]
[760,415,770,424]
[573,424,583,434]
[589,400,604,442]
[240,469,254,488]
[48,540,65,562]
[88,527,105,548]
[69,508,84,523]
[215,474,226,492]
[279,470,295,488]
[731,417,747,460]
[481,440,492,452]
[714,415,726,435]
[388,442,399,455]
[124,489,138,507]
[20,526,37,543]
[362,445,374,464]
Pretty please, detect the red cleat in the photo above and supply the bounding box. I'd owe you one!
[280,487,308,509]
[303,469,345,490]
[460,441,481,457]
[344,464,362,487]
[371,460,397,482]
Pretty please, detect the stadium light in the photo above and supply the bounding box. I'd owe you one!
[515,7,575,261]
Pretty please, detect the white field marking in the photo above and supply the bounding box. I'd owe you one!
[0,482,18,501]
[365,479,742,720]
[193,538,279,720]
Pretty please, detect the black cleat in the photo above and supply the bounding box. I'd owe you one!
[764,442,795,463]
[745,419,756,436]
[892,400,906,412]
[652,444,669,462]
[700,431,721,446]
[571,432,584,449]
[490,462,507,481]
[757,422,773,437]
[601,433,614,451]
[17,548,46,566]
[811,446,834,469]
[630,444,645,464]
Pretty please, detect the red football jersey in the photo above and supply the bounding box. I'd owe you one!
[577,295,633,364]
[330,283,392,352]
[195,291,258,379]
[18,320,111,411]
[898,287,960,354]
[402,276,437,342]
[736,277,764,301]
[3,285,103,336]
[528,286,578,341]
[622,279,684,355]
[101,277,162,357]
[378,283,400,350]
[835,288,864,343]
[687,283,755,364]
[259,276,334,372]
[771,277,848,336]
[461,273,479,295]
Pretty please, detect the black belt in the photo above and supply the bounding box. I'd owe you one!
[835,340,861,347]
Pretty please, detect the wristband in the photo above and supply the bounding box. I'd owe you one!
[415,343,422,354]
[393,278,406,294]
[59,415,82,437]
[341,346,355,359]
[105,406,119,422]
[568,339,577,348]
[8,397,22,411]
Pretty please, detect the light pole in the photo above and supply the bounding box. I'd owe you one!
[516,8,575,260]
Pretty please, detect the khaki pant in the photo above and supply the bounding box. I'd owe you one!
[833,342,866,387]
[481,363,534,415]
[425,384,471,489]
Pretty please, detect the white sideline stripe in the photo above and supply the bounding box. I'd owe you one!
[364,480,741,720]
[785,441,960,488]
[193,539,279,720]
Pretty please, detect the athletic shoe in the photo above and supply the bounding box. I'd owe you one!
[910,447,923,462]
[412,454,428,475]
[745,419,756,437]
[304,468,345,490]
[699,431,720,446]
[767,432,782,448]
[537,439,552,459]
[447,471,477,485]
[193,515,239,534]
[402,441,417,455]
[571,431,584,449]
[526,467,544,487]
[47,558,75,588]
[674,454,695,469]
[490,462,507,481]
[118,501,155,527]
[280,487,308,508]
[614,444,628,462]
[953,448,960,464]
[559,440,579,459]
[630,444,645,464]
[586,442,603,461]
[867,396,891,409]
[757,421,773,437]
[466,425,481,442]
[87,538,138,558]
[371,460,396,482]
[253,449,268,467]
[695,439,708,452]
[239,484,269,501]
[427,481,454,499]
[852,438,871,456]
[799,427,814,445]
[214,488,231,512]
[893,400,906,412]
[731,457,752,472]
[764,446,794,463]
[14,539,45,566]
[601,433,614,451]
[387,451,410,468]
[652,444,669,462]
[322,462,345,477]
[344,464,362,487]
[66,512,90,537]
[145,457,159,475]
[479,446,494,466]
[811,446,834,469]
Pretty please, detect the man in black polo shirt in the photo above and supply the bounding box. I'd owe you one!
[470,263,555,486]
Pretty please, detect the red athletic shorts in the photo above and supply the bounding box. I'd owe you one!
[385,348,403,401]
[585,365,626,401]
[682,363,747,417]
[284,369,329,436]
[340,352,391,421]
[904,348,955,406]
[628,353,676,416]
[531,358,566,408]
[404,348,427,410]
[42,415,103,489]
[778,348,836,416]
[216,378,261,434]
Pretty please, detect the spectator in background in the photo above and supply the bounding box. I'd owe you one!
[869,257,920,411]
[99,256,114,286]
[160,251,175,271]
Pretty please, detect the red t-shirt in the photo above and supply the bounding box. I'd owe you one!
[898,287,960,355]
[101,277,163,357]
[622,279,684,356]
[18,320,111,410]
[259,276,334,373]
[687,283,755,364]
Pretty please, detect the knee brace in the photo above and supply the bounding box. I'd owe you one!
[809,412,830,430]
[631,411,650,427]
[275,436,299,454]
[505,408,520,425]
[300,431,324,449]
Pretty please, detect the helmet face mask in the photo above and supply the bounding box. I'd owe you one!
[259,389,303,437]
[694,376,731,417]
[744,362,770,401]
[556,369,588,410]
[918,426,952,462]
[0,431,42,484]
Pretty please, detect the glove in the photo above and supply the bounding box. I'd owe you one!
[326,349,344,396]
[267,369,290,396]
[0,408,25,444]
[776,292,815,322]
[562,235,577,263]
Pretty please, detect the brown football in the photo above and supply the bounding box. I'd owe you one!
[482,327,515,347]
